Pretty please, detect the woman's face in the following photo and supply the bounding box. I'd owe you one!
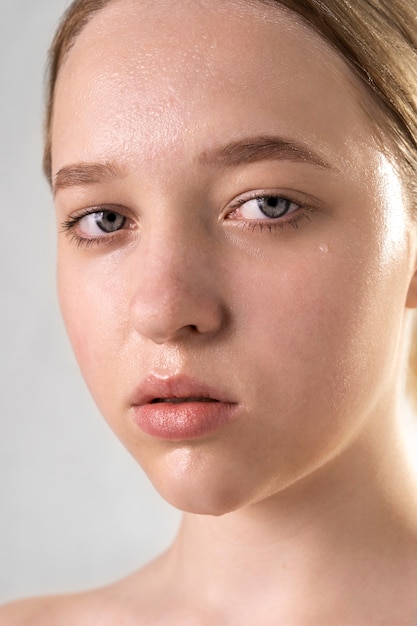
[52,0,417,514]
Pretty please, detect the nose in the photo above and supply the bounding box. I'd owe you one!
[129,228,228,345]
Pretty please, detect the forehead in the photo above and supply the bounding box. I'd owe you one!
[52,0,375,174]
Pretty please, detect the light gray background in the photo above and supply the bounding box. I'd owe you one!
[0,1,180,603]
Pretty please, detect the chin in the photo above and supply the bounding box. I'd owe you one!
[142,450,274,517]
[156,481,253,517]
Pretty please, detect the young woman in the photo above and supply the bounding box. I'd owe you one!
[3,0,417,623]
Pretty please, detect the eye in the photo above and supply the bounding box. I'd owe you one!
[77,210,126,236]
[61,206,134,249]
[232,195,301,220]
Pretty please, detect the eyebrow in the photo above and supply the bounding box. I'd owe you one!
[53,135,332,195]
[199,135,332,170]
[53,161,125,196]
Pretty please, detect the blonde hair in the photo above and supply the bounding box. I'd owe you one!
[44,0,417,400]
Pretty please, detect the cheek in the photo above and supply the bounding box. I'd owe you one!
[57,250,131,400]
[204,239,407,497]
[229,234,407,417]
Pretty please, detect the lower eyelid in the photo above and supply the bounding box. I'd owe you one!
[226,208,314,233]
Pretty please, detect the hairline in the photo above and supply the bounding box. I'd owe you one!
[44,0,415,200]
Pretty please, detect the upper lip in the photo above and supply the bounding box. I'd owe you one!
[130,374,236,407]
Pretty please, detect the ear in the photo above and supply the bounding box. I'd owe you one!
[406,268,417,308]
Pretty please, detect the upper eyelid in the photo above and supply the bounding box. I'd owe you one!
[233,193,303,208]
[227,190,320,214]
[61,205,134,234]
[69,204,133,218]
[62,204,137,229]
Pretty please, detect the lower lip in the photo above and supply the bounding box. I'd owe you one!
[132,401,237,441]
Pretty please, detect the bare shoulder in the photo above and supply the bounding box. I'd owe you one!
[0,594,75,626]
[0,554,172,626]
[0,585,145,626]
[0,592,104,626]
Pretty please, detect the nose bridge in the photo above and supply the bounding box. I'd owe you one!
[145,227,201,303]
[130,218,226,343]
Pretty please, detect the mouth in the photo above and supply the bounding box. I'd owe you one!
[131,374,234,407]
[150,397,220,404]
[130,375,238,440]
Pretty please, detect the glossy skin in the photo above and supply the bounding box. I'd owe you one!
[4,0,417,623]
[51,0,417,516]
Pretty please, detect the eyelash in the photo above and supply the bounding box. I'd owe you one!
[228,192,314,233]
[61,207,131,249]
[235,214,312,233]
[61,192,315,249]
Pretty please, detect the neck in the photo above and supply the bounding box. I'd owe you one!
[165,409,417,623]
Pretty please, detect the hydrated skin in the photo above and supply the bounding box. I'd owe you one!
[5,0,417,623]
[52,0,417,516]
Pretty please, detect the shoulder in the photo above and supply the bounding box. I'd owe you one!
[0,592,103,626]
[0,571,153,626]
[0,555,170,625]
[0,596,62,626]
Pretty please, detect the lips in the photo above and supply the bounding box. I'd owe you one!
[130,375,238,440]
[131,375,233,407]
[150,397,218,404]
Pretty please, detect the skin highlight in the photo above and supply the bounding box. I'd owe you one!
[3,1,417,624]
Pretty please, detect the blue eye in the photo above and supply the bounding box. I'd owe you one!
[61,206,132,249]
[80,210,126,235]
[238,195,300,220]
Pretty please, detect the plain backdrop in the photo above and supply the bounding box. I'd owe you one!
[0,1,180,603]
